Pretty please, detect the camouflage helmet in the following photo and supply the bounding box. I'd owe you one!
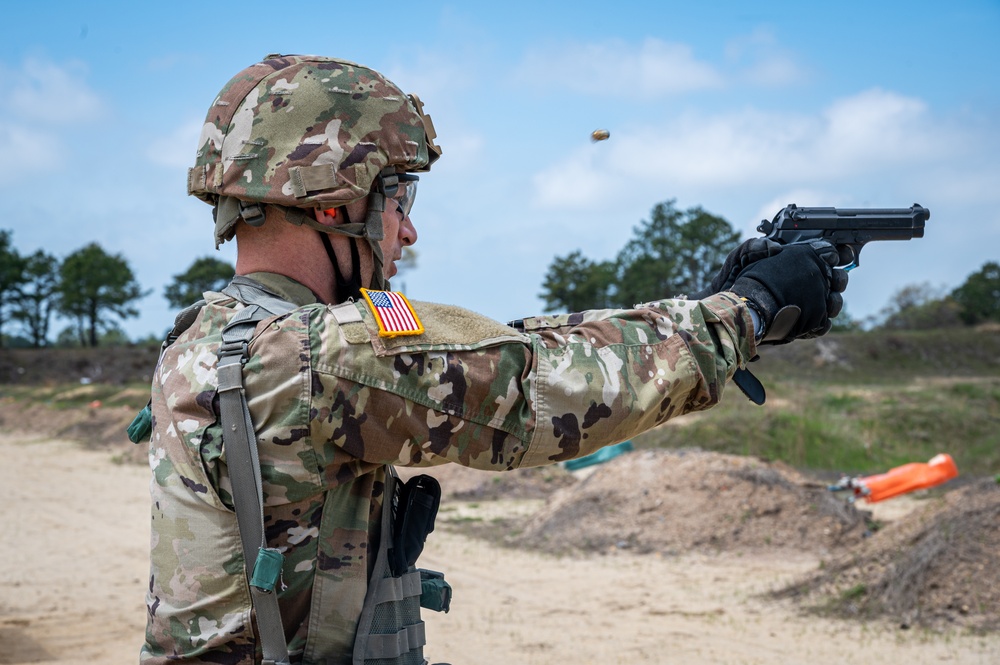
[188,54,441,246]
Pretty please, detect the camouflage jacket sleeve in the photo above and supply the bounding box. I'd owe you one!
[302,292,755,473]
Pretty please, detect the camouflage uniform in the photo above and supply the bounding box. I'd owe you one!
[143,53,761,665]
[141,271,755,664]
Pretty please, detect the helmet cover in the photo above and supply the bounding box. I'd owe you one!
[188,54,441,245]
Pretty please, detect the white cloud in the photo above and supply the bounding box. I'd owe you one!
[514,37,724,97]
[512,31,807,98]
[0,58,104,180]
[817,89,933,166]
[4,58,103,124]
[749,189,841,237]
[531,148,630,209]
[431,131,486,173]
[147,118,204,169]
[724,28,809,87]
[0,123,61,177]
[384,51,476,100]
[740,55,806,87]
[531,88,977,209]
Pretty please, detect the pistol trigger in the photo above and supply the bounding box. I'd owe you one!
[836,244,858,268]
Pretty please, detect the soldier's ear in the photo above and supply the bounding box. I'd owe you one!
[315,208,338,226]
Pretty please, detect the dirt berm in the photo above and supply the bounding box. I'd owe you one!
[774,477,1000,632]
[503,449,870,556]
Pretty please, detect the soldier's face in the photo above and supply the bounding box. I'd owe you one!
[380,196,417,279]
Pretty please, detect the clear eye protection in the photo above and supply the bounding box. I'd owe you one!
[385,173,419,217]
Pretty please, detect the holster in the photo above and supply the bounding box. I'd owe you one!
[391,474,442,576]
[352,470,451,665]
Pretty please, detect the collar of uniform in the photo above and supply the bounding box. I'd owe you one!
[242,272,320,306]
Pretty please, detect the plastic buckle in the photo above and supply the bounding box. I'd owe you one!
[217,340,250,363]
[240,201,267,227]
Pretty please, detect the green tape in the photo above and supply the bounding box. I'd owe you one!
[251,548,284,592]
[127,403,153,444]
[419,570,452,613]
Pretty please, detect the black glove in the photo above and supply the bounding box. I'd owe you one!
[730,240,849,344]
[690,238,784,300]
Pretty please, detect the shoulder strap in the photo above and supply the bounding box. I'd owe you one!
[216,281,297,665]
[221,275,301,316]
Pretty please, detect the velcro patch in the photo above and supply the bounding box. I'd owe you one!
[361,289,424,338]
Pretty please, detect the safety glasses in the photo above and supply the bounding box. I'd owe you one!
[384,172,419,217]
[319,170,419,220]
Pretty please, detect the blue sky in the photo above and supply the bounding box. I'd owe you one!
[2,1,999,339]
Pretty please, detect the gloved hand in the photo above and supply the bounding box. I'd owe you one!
[690,238,784,300]
[729,240,849,344]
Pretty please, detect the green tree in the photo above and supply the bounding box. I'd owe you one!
[57,243,148,347]
[392,247,419,292]
[613,200,740,307]
[10,250,59,347]
[0,230,26,347]
[164,256,235,308]
[55,324,83,348]
[829,304,864,333]
[98,322,132,346]
[951,261,1000,325]
[540,250,616,312]
[875,282,963,330]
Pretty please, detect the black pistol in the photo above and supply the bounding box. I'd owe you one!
[756,203,929,269]
[733,203,929,406]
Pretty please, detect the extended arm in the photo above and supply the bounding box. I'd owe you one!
[308,293,755,472]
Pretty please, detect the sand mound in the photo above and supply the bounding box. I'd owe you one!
[775,478,1000,631]
[510,449,870,556]
[0,396,143,461]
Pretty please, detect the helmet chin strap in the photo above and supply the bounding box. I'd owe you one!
[363,188,388,292]
[296,186,389,302]
[224,169,394,302]
[320,227,363,303]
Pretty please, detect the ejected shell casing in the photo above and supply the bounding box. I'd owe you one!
[590,129,610,142]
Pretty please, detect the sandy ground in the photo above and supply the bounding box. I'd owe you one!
[1,436,999,665]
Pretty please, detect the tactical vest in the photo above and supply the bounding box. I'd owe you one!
[131,276,450,665]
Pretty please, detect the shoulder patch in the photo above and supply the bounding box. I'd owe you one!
[360,289,424,337]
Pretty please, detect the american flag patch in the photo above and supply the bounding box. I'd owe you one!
[360,289,425,337]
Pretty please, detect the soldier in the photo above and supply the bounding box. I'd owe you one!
[140,55,846,664]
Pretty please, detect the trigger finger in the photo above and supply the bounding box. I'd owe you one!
[837,245,855,266]
[830,268,849,293]
[827,292,844,318]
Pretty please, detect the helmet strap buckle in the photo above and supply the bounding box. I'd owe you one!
[239,201,267,227]
[365,195,385,242]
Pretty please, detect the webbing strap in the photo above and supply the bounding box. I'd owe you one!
[370,569,422,605]
[363,622,427,660]
[222,275,303,315]
[217,280,297,665]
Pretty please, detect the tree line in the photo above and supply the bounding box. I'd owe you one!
[3,200,997,347]
[540,199,1000,330]
[0,229,234,347]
